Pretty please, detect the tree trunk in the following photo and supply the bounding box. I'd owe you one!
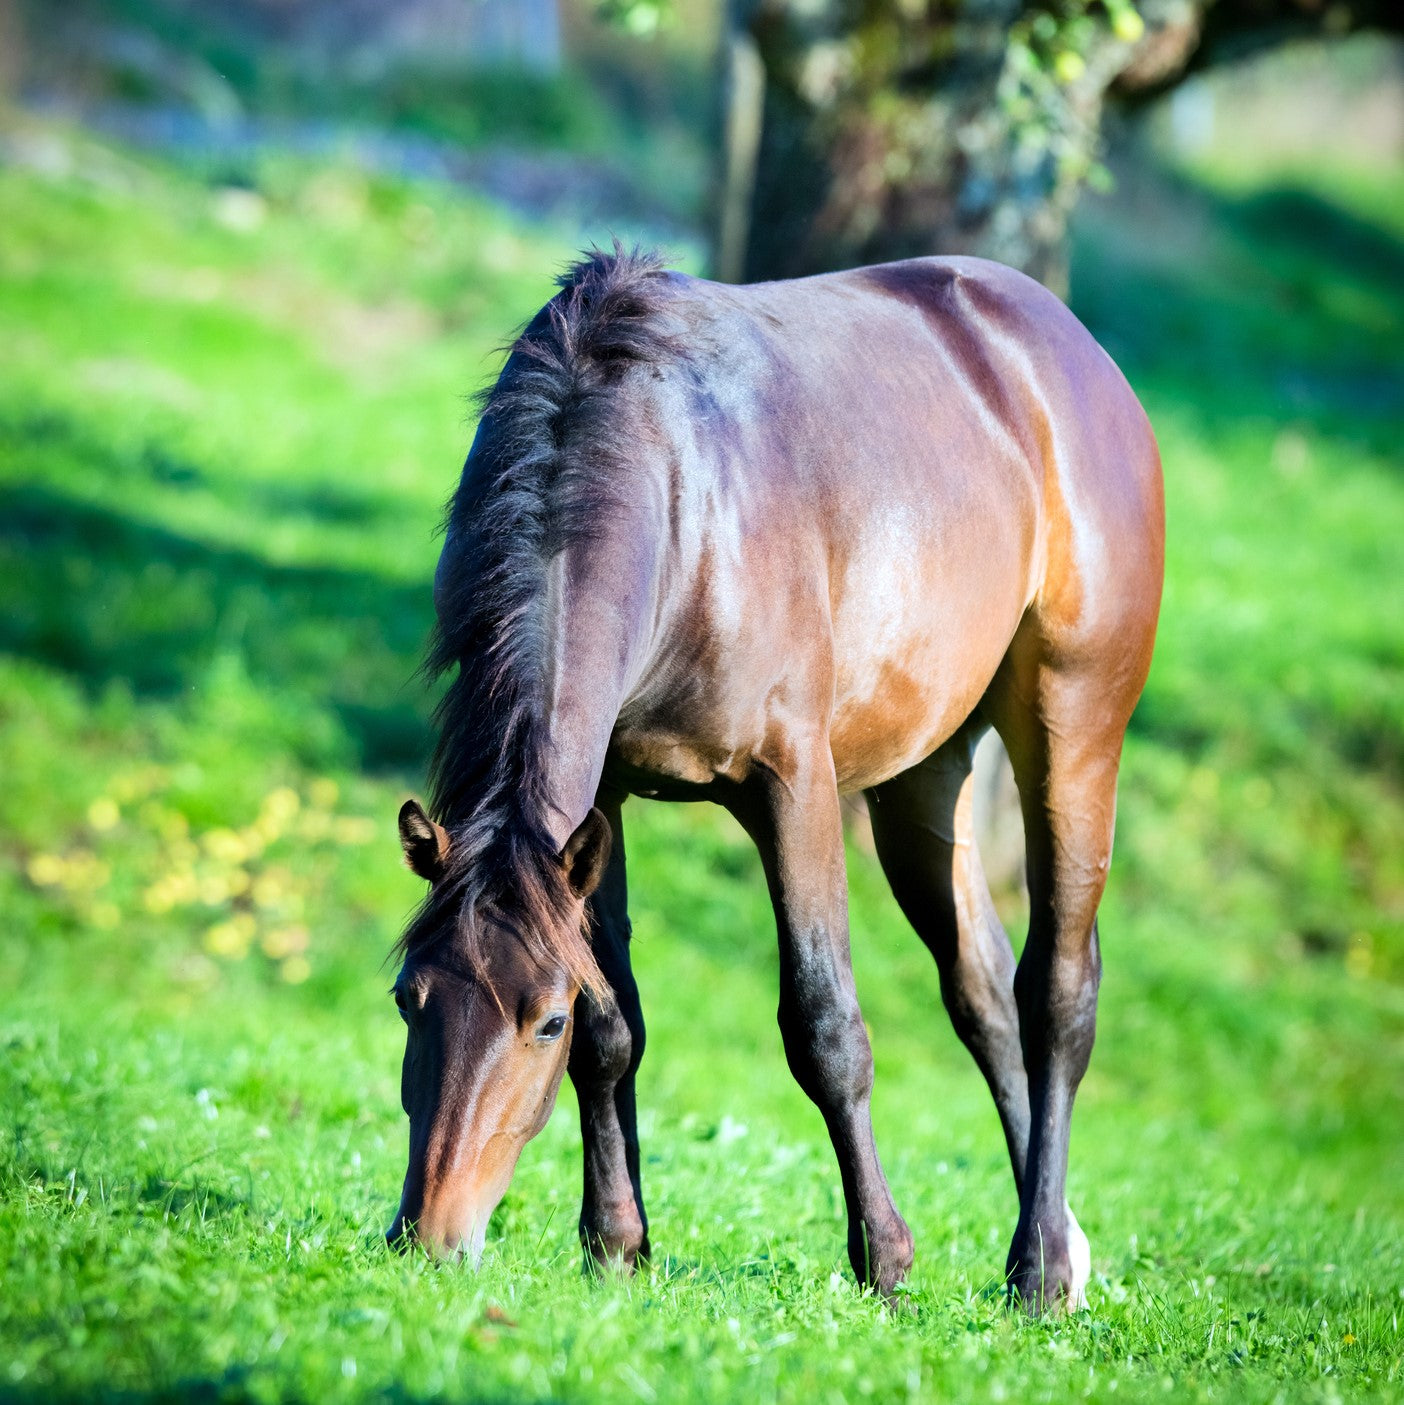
[0,0,24,100]
[730,0,1403,290]
[736,0,1109,293]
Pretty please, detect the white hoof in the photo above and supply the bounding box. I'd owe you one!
[1065,1203,1090,1310]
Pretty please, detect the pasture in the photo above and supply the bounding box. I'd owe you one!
[0,112,1401,1402]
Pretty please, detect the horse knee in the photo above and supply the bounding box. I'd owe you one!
[573,996,642,1088]
[778,990,872,1109]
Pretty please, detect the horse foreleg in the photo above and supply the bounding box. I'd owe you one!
[738,746,913,1296]
[567,798,649,1270]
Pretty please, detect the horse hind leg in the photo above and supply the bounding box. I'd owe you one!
[865,720,1090,1307]
[981,615,1148,1313]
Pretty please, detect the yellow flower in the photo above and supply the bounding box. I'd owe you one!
[167,870,199,905]
[1342,1332,1356,1345]
[204,912,256,959]
[334,816,377,847]
[279,955,312,984]
[144,879,176,914]
[251,867,289,910]
[27,853,65,887]
[87,797,121,831]
[261,924,309,959]
[308,778,339,810]
[198,872,232,907]
[261,787,301,826]
[165,837,199,868]
[88,901,121,930]
[203,828,248,864]
[237,826,267,860]
[111,765,168,803]
[1111,8,1145,43]
[61,853,110,892]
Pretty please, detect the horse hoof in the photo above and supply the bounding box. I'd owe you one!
[1007,1269,1071,1316]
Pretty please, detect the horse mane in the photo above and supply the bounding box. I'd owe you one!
[395,244,679,994]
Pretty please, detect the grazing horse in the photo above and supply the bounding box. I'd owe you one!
[386,248,1163,1312]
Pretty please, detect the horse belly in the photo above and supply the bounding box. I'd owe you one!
[827,541,1030,793]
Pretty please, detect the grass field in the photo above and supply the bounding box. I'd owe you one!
[1,110,1401,1404]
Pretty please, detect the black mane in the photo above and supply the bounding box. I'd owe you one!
[397,245,679,989]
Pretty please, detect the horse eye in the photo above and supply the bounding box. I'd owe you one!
[393,988,409,1022]
[537,1014,568,1042]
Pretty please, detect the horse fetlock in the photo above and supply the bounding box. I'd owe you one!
[1005,1212,1083,1315]
[580,1201,647,1271]
[851,1210,915,1296]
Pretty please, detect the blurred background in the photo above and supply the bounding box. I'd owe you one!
[0,3,1401,1400]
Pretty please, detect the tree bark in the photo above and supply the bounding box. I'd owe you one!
[0,0,24,100]
[730,0,1404,290]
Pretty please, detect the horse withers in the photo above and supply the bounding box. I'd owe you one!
[385,249,1164,1312]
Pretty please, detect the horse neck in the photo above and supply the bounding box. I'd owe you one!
[534,492,667,844]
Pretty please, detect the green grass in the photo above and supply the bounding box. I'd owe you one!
[1,111,1401,1403]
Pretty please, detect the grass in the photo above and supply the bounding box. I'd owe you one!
[0,108,1401,1403]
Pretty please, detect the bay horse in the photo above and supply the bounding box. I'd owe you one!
[387,247,1163,1313]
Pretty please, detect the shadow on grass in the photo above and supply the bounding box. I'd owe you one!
[1234,186,1404,291]
[1072,170,1404,443]
[5,1162,256,1224]
[0,1382,548,1405]
[4,410,414,531]
[0,476,436,772]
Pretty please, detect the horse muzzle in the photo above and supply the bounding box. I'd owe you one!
[386,1202,490,1267]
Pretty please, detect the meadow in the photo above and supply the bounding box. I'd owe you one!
[0,107,1401,1403]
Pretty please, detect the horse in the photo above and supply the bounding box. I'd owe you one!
[386,246,1164,1313]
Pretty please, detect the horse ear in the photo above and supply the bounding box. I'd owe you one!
[399,799,450,883]
[561,807,611,899]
